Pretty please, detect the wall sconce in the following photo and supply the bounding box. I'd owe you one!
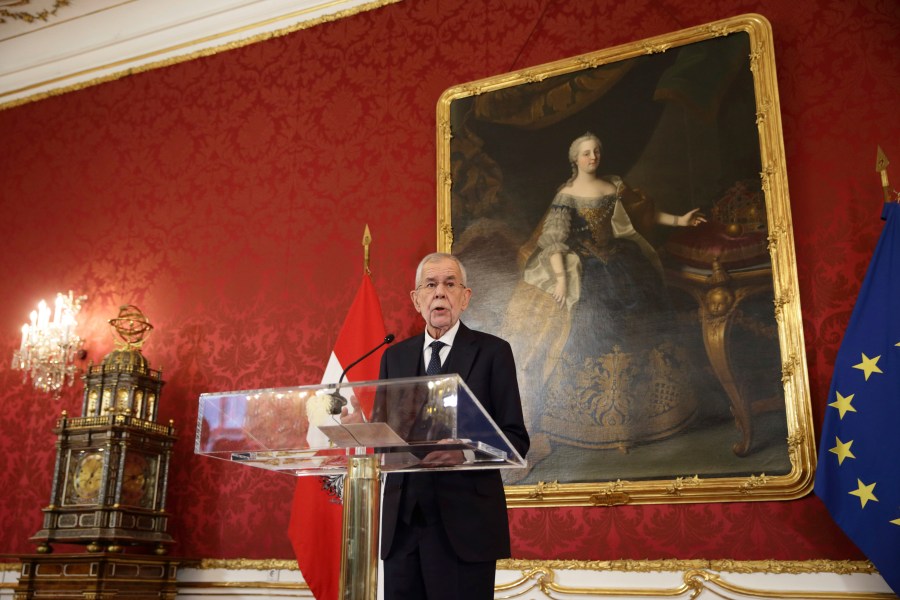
[11,291,87,395]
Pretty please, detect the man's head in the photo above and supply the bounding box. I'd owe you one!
[410,253,472,339]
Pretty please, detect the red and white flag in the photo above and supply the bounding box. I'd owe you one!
[288,274,387,600]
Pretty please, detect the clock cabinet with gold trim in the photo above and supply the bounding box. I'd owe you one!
[31,343,177,554]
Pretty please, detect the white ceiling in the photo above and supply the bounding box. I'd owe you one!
[0,0,390,108]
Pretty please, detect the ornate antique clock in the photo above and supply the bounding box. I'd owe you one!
[31,305,177,555]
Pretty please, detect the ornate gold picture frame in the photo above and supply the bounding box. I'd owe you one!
[436,14,815,506]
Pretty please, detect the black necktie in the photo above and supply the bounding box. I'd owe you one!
[426,341,445,375]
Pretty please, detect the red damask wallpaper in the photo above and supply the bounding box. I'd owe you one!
[1,0,898,563]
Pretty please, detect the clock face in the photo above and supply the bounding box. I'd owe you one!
[71,452,104,503]
[121,453,156,507]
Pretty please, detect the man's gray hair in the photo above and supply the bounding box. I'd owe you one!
[414,252,468,288]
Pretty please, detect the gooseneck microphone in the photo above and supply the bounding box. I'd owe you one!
[329,333,395,414]
[338,333,395,385]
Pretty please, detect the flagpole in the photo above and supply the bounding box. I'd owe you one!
[876,146,892,203]
[363,224,372,275]
[338,225,381,600]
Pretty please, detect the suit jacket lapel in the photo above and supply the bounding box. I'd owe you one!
[445,321,477,380]
[382,334,426,441]
[397,333,425,377]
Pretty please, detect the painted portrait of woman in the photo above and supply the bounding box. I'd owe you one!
[502,132,704,480]
[445,29,793,489]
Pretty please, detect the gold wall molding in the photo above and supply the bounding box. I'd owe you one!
[189,558,300,570]
[181,556,883,576]
[497,567,896,599]
[498,558,878,575]
[0,0,402,111]
[1,558,893,598]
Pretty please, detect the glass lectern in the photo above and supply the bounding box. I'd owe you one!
[195,374,526,600]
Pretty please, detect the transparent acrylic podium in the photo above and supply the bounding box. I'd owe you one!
[195,374,526,600]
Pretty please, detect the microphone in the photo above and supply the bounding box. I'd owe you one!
[328,333,395,414]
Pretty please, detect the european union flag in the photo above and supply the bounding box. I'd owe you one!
[814,202,900,595]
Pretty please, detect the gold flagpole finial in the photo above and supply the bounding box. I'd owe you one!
[876,145,892,202]
[362,224,372,275]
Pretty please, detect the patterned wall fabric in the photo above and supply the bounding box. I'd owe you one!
[1,0,898,561]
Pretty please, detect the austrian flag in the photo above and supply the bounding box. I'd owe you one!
[287,274,387,600]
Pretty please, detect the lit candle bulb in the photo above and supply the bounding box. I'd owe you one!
[38,300,49,328]
[20,324,28,351]
[53,294,63,325]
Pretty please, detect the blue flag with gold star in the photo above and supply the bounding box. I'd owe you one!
[814,202,900,594]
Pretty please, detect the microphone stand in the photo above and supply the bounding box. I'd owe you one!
[328,333,395,414]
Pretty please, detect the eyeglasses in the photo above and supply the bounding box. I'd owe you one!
[415,280,466,295]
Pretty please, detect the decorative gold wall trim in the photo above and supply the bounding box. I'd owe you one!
[1,558,893,598]
[185,557,882,576]
[0,0,403,111]
[3,556,881,574]
[188,558,300,570]
[498,558,879,575]
[497,567,897,599]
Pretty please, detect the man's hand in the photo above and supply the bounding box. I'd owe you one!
[420,450,465,466]
[339,393,366,424]
[420,439,465,467]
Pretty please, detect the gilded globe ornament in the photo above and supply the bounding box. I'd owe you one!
[109,305,154,348]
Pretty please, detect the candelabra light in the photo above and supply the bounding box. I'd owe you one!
[11,291,87,395]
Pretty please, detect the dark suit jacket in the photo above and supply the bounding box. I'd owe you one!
[376,321,530,562]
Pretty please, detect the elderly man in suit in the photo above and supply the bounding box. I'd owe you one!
[376,252,530,600]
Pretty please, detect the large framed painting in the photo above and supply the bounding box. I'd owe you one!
[436,14,815,506]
